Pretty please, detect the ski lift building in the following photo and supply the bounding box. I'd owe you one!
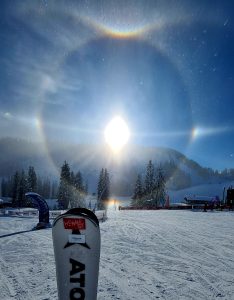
[184,195,219,208]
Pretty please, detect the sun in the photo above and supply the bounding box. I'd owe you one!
[104,116,130,152]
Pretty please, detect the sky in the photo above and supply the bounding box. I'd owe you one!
[0,0,234,170]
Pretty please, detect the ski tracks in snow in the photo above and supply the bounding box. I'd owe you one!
[0,218,57,300]
[1,211,234,299]
[98,210,234,299]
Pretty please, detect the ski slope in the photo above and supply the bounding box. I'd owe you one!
[167,181,234,204]
[1,209,234,299]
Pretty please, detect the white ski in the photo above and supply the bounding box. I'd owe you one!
[52,208,101,300]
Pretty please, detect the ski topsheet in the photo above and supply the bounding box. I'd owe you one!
[52,208,101,300]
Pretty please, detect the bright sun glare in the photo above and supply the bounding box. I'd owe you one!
[104,116,130,152]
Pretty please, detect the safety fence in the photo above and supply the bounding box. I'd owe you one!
[0,208,107,221]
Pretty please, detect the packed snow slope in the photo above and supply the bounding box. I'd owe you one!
[1,209,234,299]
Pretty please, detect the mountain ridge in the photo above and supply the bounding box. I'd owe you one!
[0,137,233,195]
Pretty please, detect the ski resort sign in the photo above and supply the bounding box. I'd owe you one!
[52,208,101,300]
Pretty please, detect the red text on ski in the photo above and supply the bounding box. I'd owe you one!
[63,218,86,230]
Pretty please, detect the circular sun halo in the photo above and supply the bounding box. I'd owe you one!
[104,116,130,153]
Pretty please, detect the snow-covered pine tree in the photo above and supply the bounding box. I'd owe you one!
[103,169,110,202]
[7,175,14,199]
[27,166,37,192]
[58,161,71,209]
[12,171,20,207]
[1,176,10,198]
[97,168,104,209]
[43,177,51,198]
[71,171,85,208]
[132,174,143,204]
[97,168,110,210]
[70,171,75,198]
[84,181,88,195]
[51,180,58,198]
[74,171,84,192]
[70,171,75,185]
[144,160,155,200]
[1,178,6,197]
[18,170,28,207]
[37,176,43,196]
[153,166,166,207]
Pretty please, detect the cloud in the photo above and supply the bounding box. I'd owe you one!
[10,1,99,50]
[41,74,57,94]
[3,112,13,120]
[0,2,102,110]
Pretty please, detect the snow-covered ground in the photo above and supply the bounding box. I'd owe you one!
[1,209,234,299]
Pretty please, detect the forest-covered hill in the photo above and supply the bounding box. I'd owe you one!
[1,137,233,195]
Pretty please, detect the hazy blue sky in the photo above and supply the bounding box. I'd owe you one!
[0,1,234,170]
